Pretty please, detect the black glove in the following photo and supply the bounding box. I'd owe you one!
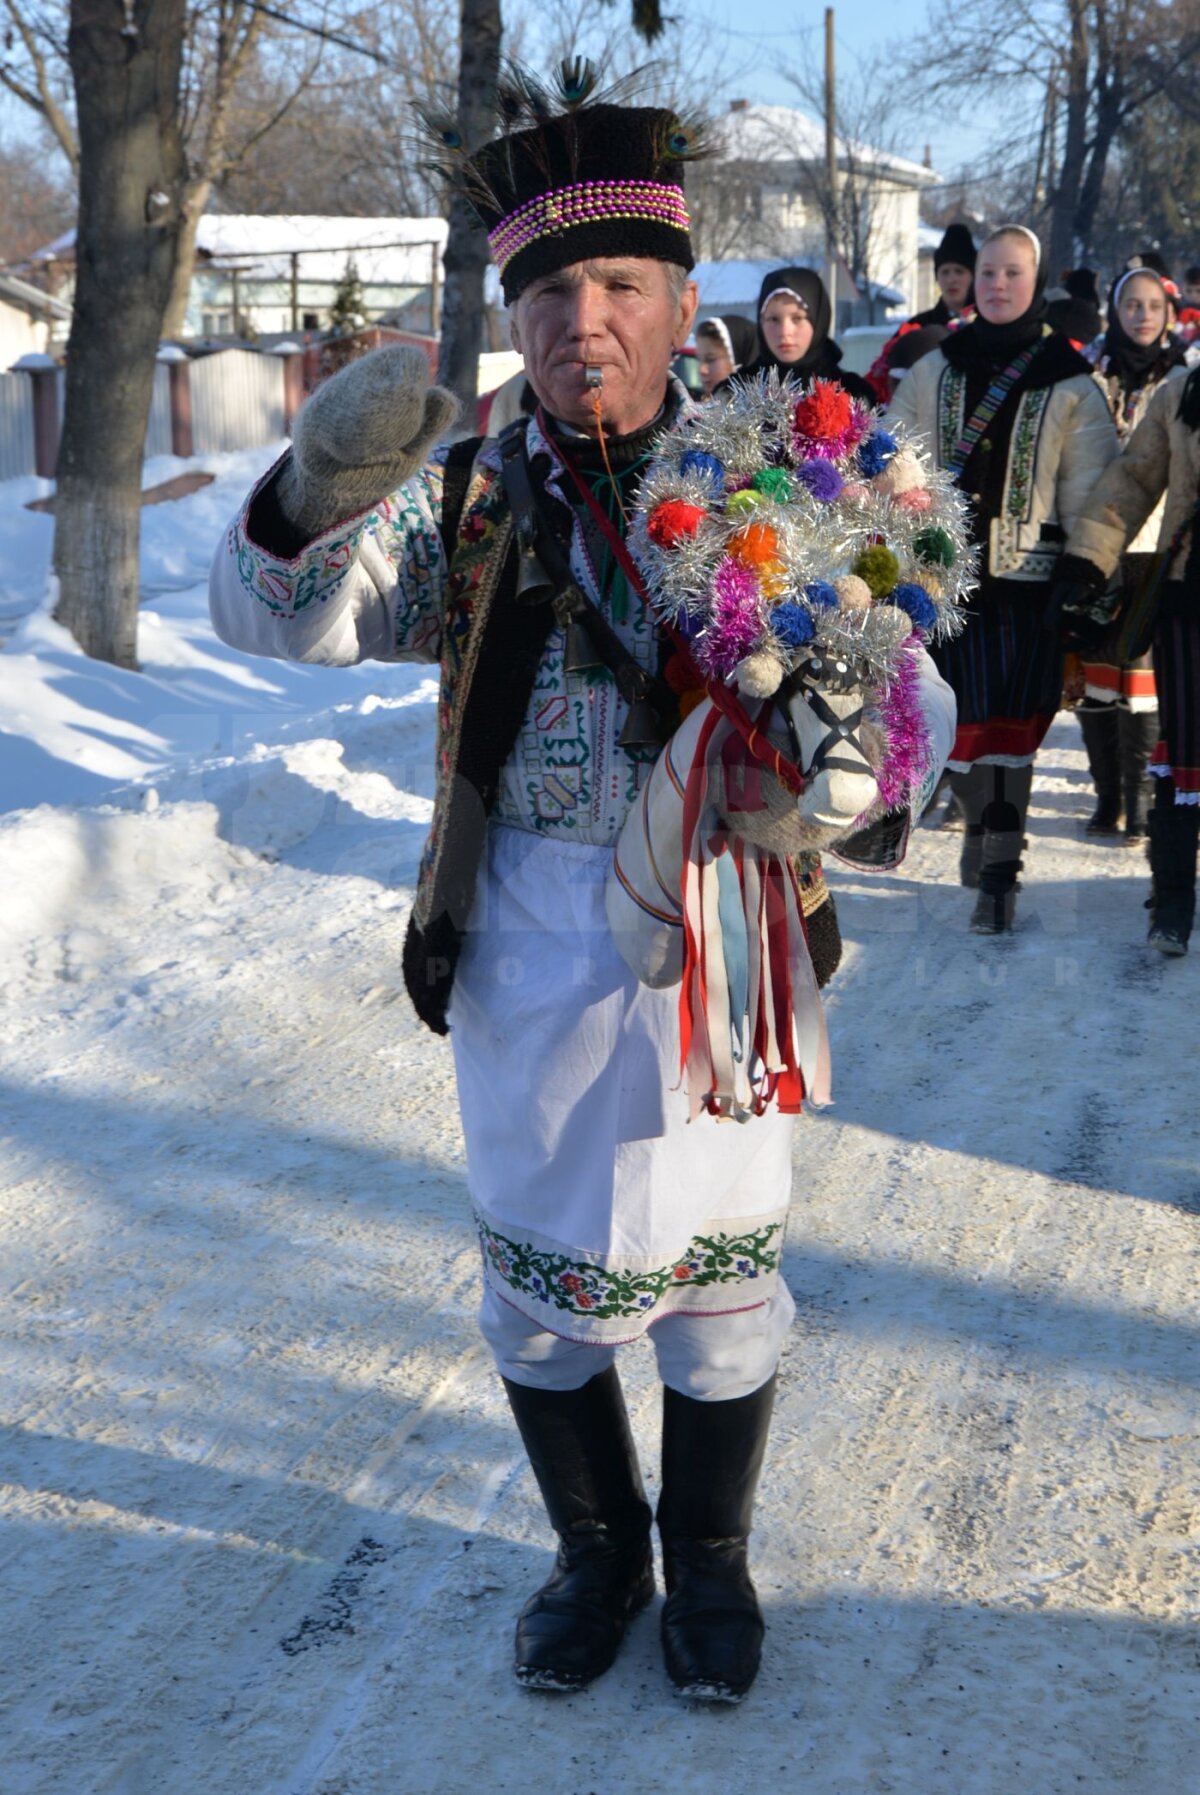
[1050,554,1110,645]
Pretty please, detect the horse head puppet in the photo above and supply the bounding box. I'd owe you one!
[608,374,970,1119]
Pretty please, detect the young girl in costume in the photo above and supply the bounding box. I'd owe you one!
[736,266,875,406]
[1073,269,1185,840]
[694,314,756,395]
[1062,363,1200,954]
[886,224,1119,931]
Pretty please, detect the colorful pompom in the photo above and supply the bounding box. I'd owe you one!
[679,449,725,486]
[804,580,839,610]
[725,489,760,519]
[878,450,925,496]
[895,487,933,512]
[729,521,780,568]
[889,583,938,631]
[852,544,901,598]
[857,430,898,477]
[647,499,707,548]
[736,650,786,698]
[771,602,816,647]
[795,458,844,502]
[793,379,853,445]
[833,574,873,611]
[752,467,792,503]
[913,525,956,568]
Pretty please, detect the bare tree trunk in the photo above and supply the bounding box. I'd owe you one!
[436,0,501,410]
[162,175,211,338]
[1049,0,1090,274]
[54,0,186,668]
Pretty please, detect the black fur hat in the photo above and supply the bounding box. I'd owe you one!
[934,222,976,272]
[420,62,705,303]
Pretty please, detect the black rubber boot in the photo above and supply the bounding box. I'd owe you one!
[1147,778,1199,957]
[503,1369,655,1692]
[949,766,990,888]
[970,765,1032,934]
[1118,708,1158,843]
[658,1376,776,1704]
[1076,704,1121,834]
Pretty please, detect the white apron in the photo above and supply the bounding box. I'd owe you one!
[448,822,795,1345]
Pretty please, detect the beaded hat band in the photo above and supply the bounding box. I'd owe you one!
[489,179,693,280]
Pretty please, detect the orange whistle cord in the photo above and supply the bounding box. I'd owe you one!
[590,383,628,527]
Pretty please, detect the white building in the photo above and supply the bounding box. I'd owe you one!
[0,271,71,365]
[184,216,448,338]
[27,215,449,342]
[691,102,939,322]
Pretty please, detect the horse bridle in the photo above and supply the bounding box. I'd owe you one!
[776,653,871,779]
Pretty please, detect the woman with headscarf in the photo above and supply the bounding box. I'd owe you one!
[694,313,757,395]
[736,266,875,405]
[886,224,1119,932]
[1072,268,1185,840]
[1062,363,1200,954]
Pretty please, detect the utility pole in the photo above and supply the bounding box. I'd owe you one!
[290,251,300,333]
[824,7,838,324]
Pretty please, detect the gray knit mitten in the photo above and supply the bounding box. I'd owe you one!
[275,346,460,539]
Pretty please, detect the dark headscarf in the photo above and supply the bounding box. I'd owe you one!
[749,266,833,376]
[1102,269,1183,393]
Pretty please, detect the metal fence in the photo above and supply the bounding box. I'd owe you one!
[0,347,291,482]
[191,349,285,454]
[0,372,36,482]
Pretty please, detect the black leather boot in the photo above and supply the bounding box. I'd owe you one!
[658,1376,776,1704]
[1076,704,1121,834]
[969,765,1032,934]
[1118,708,1158,843]
[503,1369,655,1692]
[1147,778,1200,957]
[950,766,989,888]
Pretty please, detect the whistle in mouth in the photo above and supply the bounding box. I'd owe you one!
[584,365,604,388]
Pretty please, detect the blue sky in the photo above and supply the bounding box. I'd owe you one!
[681,0,998,177]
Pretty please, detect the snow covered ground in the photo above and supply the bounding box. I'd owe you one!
[1,462,1197,1794]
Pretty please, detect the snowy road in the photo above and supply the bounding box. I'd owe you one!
[1,688,1197,1794]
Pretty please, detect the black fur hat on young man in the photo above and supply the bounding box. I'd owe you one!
[933,222,976,272]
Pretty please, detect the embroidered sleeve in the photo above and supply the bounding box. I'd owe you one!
[210,450,449,666]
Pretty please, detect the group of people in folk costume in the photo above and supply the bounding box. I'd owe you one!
[701,225,1200,948]
[208,60,1200,1713]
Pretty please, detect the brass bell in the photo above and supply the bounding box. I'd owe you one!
[619,694,667,749]
[564,614,604,674]
[514,535,554,605]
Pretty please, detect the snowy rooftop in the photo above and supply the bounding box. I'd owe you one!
[30,215,449,287]
[715,102,939,187]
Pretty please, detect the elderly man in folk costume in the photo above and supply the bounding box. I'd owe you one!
[210,64,962,1704]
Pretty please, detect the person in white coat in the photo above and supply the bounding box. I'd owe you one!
[887,225,1119,931]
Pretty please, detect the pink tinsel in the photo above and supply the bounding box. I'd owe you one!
[873,633,931,809]
[700,556,764,678]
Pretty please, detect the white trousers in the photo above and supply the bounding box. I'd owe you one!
[479,1278,795,1402]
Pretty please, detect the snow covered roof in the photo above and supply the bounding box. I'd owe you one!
[692,258,813,308]
[29,215,449,287]
[0,270,70,320]
[714,104,938,188]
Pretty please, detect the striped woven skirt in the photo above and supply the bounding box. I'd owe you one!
[932,579,1061,767]
[1080,553,1158,712]
[1150,594,1200,801]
